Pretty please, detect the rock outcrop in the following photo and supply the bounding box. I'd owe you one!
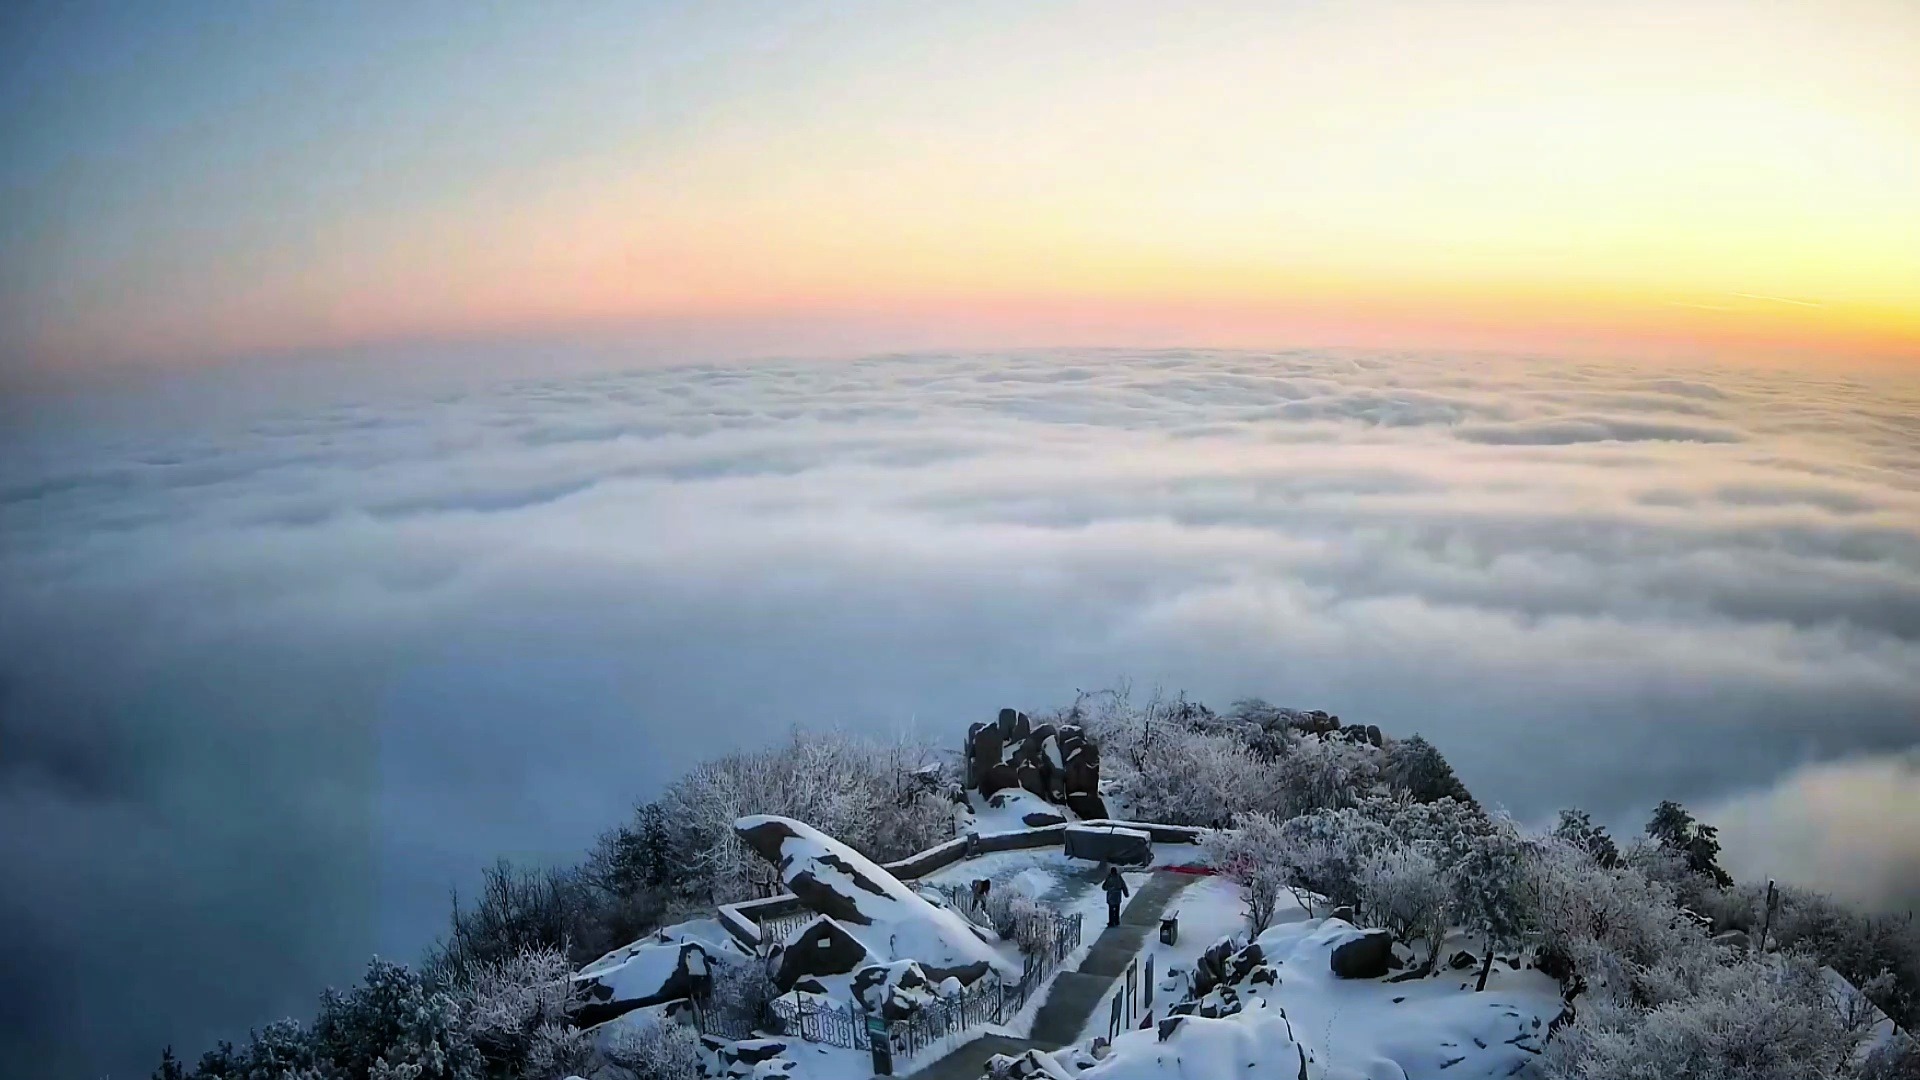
[773,916,869,990]
[572,938,712,1026]
[851,959,938,1020]
[734,815,1013,985]
[965,708,1104,821]
[1329,928,1396,979]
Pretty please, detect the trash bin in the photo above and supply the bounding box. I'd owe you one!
[1159,914,1178,946]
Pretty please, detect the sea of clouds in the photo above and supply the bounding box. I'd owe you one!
[2,348,1917,1076]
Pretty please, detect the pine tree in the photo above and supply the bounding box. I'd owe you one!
[1385,734,1474,805]
[1552,808,1620,868]
[152,1046,187,1080]
[1644,800,1732,886]
[639,800,671,889]
[1450,821,1533,991]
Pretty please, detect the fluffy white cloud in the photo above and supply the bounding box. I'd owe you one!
[1711,750,1920,913]
[2,348,1917,1076]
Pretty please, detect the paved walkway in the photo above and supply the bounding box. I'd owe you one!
[911,870,1195,1080]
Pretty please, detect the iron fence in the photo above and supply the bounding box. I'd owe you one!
[753,909,817,946]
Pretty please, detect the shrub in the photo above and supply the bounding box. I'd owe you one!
[1542,953,1863,1080]
[705,956,779,1035]
[1202,812,1293,933]
[310,957,481,1080]
[1550,809,1619,869]
[1383,735,1473,805]
[600,1019,701,1080]
[1356,844,1449,966]
[446,945,583,1079]
[656,730,956,903]
[429,862,613,976]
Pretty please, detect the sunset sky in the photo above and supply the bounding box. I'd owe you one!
[3,0,1917,380]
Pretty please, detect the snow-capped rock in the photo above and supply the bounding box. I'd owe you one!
[734,814,1015,984]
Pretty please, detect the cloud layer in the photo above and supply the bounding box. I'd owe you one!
[2,348,1917,1076]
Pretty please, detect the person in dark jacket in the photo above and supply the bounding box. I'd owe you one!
[1102,866,1130,927]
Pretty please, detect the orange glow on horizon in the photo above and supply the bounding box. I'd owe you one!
[5,0,1916,377]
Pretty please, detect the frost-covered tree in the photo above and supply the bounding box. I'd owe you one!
[429,861,612,974]
[1276,807,1395,917]
[1111,725,1271,827]
[1644,799,1733,887]
[657,729,955,902]
[446,944,585,1079]
[1542,953,1865,1080]
[310,957,482,1080]
[1697,881,1920,1029]
[1551,809,1619,869]
[601,1019,701,1080]
[1524,837,1707,1001]
[706,954,780,1036]
[1202,812,1293,933]
[1383,735,1473,805]
[1448,819,1533,991]
[1356,844,1450,968]
[1272,735,1382,819]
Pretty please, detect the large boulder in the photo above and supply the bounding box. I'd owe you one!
[1059,729,1100,796]
[703,1038,797,1080]
[1016,723,1058,770]
[996,708,1032,747]
[573,939,712,1026]
[968,723,1004,790]
[1017,758,1050,799]
[1064,791,1110,820]
[774,916,869,990]
[734,815,1013,984]
[851,960,936,1020]
[985,1048,1073,1080]
[1329,928,1395,979]
[979,761,1018,796]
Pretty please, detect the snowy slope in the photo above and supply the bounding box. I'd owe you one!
[1250,917,1558,1079]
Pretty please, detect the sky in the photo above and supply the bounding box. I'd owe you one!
[3,348,1918,1077]
[3,0,1919,384]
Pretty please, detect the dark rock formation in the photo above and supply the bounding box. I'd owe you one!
[573,939,712,1026]
[968,723,1004,791]
[979,761,1018,796]
[1064,791,1109,820]
[1330,929,1395,979]
[775,917,869,990]
[852,960,933,1020]
[968,709,1101,819]
[704,1038,798,1080]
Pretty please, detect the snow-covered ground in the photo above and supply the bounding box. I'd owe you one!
[1041,869,1558,1080]
[1067,900,1560,1080]
[961,789,1078,834]
[696,832,1565,1080]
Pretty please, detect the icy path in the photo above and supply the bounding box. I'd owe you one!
[911,871,1196,1080]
